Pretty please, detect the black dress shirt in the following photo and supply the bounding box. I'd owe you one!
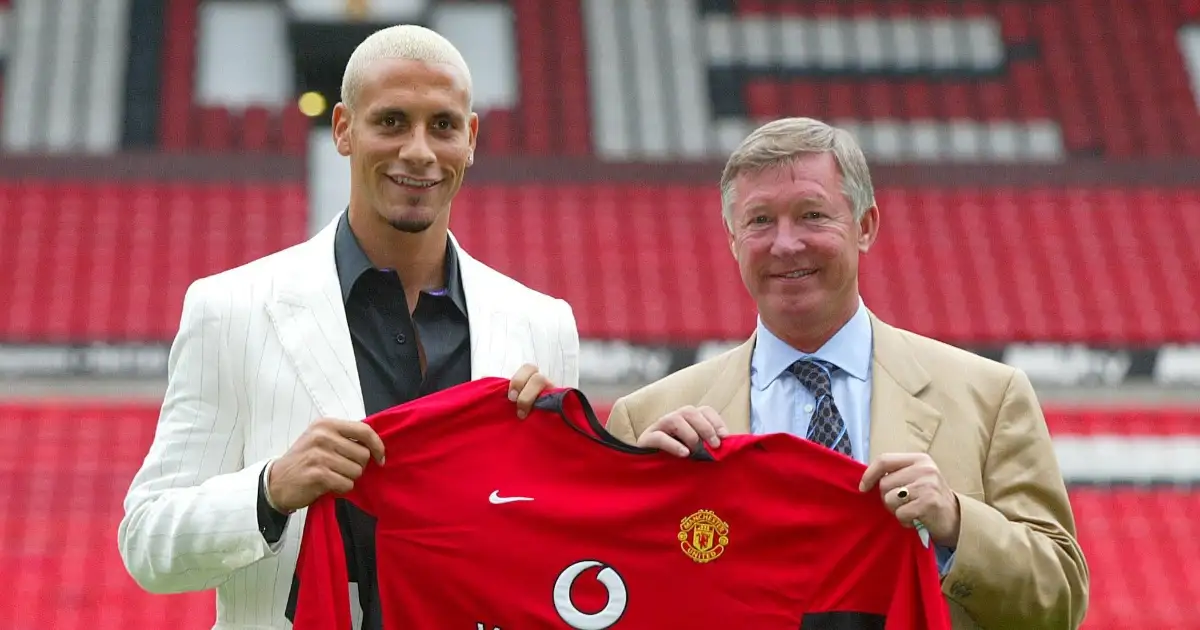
[261,211,471,629]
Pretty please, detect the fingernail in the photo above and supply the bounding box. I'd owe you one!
[709,436,720,447]
[717,428,730,437]
[517,410,526,419]
[508,390,518,402]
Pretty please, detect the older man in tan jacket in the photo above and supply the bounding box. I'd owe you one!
[606,117,1088,629]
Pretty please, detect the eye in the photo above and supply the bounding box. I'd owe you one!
[435,119,452,130]
[742,215,771,232]
[381,115,398,127]
[803,211,823,220]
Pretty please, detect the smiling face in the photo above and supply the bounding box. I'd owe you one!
[333,57,478,234]
[726,152,879,350]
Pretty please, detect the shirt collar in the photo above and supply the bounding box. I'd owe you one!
[750,298,873,391]
[333,210,467,315]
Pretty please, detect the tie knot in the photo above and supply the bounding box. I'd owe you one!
[788,359,835,395]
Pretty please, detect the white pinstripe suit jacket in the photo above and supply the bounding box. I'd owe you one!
[117,214,580,629]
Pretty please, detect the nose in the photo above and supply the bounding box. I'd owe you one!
[398,127,436,169]
[768,217,806,257]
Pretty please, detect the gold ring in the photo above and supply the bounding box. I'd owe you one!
[897,486,911,502]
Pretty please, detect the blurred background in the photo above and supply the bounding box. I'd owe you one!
[0,0,1198,628]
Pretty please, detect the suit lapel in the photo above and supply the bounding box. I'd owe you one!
[265,216,366,421]
[867,314,943,459]
[452,234,503,380]
[698,335,757,435]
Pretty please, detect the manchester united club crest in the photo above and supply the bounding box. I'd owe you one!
[678,509,729,563]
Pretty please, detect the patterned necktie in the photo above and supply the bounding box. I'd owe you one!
[788,359,853,458]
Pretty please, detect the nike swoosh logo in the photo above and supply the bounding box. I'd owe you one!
[489,490,534,504]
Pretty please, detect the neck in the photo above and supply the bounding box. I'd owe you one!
[766,296,860,354]
[348,205,449,295]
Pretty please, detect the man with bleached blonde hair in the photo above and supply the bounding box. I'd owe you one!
[605,116,1089,629]
[118,24,577,629]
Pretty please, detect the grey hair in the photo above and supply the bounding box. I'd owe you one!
[340,24,473,110]
[719,117,875,226]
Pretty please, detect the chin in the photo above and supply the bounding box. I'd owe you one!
[379,204,438,234]
[768,291,827,319]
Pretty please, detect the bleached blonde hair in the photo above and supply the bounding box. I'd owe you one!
[340,24,474,110]
[720,117,875,226]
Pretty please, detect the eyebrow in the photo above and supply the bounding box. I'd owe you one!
[743,194,827,213]
[369,107,465,123]
[794,194,829,205]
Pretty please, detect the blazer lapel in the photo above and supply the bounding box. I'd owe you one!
[265,216,366,421]
[867,314,943,459]
[697,335,757,435]
[452,234,504,380]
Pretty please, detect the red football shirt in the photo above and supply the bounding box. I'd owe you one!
[291,377,951,630]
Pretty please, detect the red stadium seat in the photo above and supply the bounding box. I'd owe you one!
[279,105,313,155]
[195,107,234,153]
[1069,486,1200,630]
[550,0,593,156]
[477,109,516,156]
[159,0,199,152]
[512,0,553,156]
[0,181,307,342]
[0,403,215,630]
[239,106,274,153]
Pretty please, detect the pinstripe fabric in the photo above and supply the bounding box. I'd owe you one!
[118,214,581,629]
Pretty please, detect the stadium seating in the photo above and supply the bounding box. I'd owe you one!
[0,181,307,342]
[158,0,310,154]
[1,3,1197,628]
[147,0,1200,157]
[0,403,215,630]
[160,0,198,152]
[0,401,1193,630]
[1070,486,1200,629]
[450,184,1200,345]
[2,182,1197,346]
[732,0,1200,158]
[153,0,590,156]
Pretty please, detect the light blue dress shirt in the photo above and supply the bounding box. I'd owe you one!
[748,299,955,574]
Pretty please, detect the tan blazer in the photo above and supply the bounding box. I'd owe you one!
[607,314,1088,630]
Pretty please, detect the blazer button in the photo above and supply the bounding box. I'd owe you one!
[395,333,406,344]
[949,580,974,599]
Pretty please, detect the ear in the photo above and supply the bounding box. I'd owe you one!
[467,112,479,166]
[332,103,352,157]
[726,219,738,260]
[857,204,880,254]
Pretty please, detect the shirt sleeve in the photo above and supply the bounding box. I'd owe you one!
[290,494,354,630]
[256,464,290,544]
[935,545,956,576]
